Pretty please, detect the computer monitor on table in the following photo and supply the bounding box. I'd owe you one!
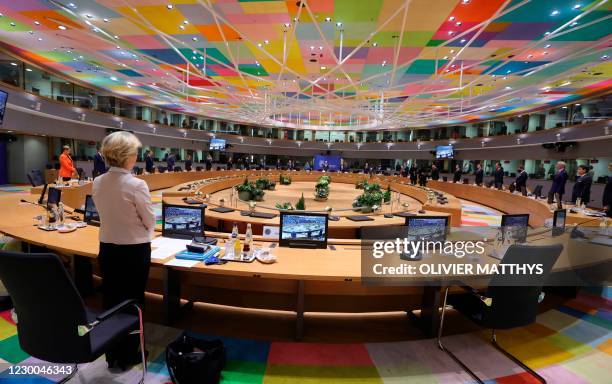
[162,203,205,240]
[501,214,529,243]
[84,194,99,223]
[279,212,328,249]
[405,216,449,242]
[552,209,566,236]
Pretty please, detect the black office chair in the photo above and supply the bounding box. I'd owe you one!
[195,166,203,171]
[174,166,182,172]
[76,167,85,180]
[157,166,166,173]
[437,244,563,384]
[0,251,147,383]
[26,170,44,187]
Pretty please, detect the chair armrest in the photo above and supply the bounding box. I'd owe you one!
[96,299,138,322]
[458,285,493,307]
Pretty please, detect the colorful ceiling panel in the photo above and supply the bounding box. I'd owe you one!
[0,0,610,130]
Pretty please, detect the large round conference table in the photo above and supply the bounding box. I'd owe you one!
[2,170,609,340]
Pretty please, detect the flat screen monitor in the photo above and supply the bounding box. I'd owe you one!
[405,216,449,242]
[279,212,328,248]
[552,209,566,236]
[210,138,226,150]
[0,89,7,125]
[84,194,99,223]
[435,145,453,159]
[46,187,61,210]
[162,203,205,239]
[501,214,529,243]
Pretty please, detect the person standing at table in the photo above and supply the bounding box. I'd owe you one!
[144,149,155,173]
[453,164,462,183]
[206,154,213,170]
[515,165,528,193]
[92,131,155,369]
[474,163,484,186]
[409,163,418,184]
[603,162,612,217]
[184,154,193,171]
[548,161,568,204]
[93,145,106,177]
[493,162,504,189]
[431,164,440,181]
[571,165,592,205]
[363,162,370,174]
[59,145,76,182]
[418,167,428,186]
[166,151,175,171]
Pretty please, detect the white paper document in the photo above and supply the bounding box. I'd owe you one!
[164,258,200,268]
[151,237,192,260]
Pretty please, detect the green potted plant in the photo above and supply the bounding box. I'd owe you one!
[255,178,269,190]
[364,182,381,193]
[275,202,294,210]
[355,191,383,213]
[383,185,392,203]
[252,188,265,202]
[280,174,292,185]
[268,181,276,190]
[235,179,254,201]
[319,175,331,185]
[295,193,306,210]
[314,183,330,201]
[355,179,367,189]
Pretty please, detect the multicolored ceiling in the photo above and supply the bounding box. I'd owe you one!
[0,0,610,130]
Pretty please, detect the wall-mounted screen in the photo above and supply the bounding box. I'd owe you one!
[435,145,454,159]
[210,138,226,150]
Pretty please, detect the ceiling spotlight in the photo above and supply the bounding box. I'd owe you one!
[602,55,609,59]
[336,22,343,28]
[527,54,533,58]
[325,17,332,22]
[9,22,15,27]
[103,18,109,22]
[167,4,173,9]
[10,62,17,66]
[442,56,448,59]
[462,0,470,4]
[34,21,40,25]
[284,23,290,28]
[460,39,466,43]
[382,60,387,66]
[573,4,582,9]
[448,31,454,35]
[264,40,269,44]
[544,31,551,35]
[110,76,118,81]
[544,44,551,48]
[179,25,185,30]
[25,68,32,72]
[543,51,549,55]
[455,21,462,26]
[449,16,455,21]
[505,86,512,90]
[320,66,326,70]
[114,35,119,39]
[550,9,560,16]
[28,30,33,34]
[183,20,188,24]
[372,42,378,47]
[450,49,455,53]
[37,37,42,41]
[570,21,578,26]
[192,37,198,41]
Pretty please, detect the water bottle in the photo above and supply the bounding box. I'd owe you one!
[243,223,253,259]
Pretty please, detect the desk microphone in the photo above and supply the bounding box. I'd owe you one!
[19,199,74,214]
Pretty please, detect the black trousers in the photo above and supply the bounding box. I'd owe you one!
[98,242,151,365]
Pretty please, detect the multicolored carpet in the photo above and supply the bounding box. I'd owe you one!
[0,288,609,383]
[460,200,502,227]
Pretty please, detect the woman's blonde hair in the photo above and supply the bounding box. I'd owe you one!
[101,131,141,168]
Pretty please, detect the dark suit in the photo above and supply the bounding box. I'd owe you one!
[549,169,568,196]
[418,169,427,186]
[603,177,612,217]
[93,152,106,176]
[185,159,192,172]
[515,170,528,191]
[571,173,592,204]
[453,169,462,183]
[167,154,175,171]
[493,167,504,189]
[474,168,483,185]
[145,154,154,173]
[431,168,439,181]
[409,167,418,184]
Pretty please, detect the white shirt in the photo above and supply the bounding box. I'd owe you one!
[92,167,155,244]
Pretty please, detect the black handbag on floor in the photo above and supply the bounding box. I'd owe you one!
[166,332,226,384]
